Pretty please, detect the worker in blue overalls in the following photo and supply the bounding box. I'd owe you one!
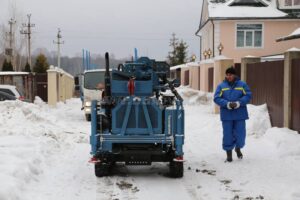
[214,67,252,162]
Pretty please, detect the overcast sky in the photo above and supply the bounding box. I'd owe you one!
[0,0,202,60]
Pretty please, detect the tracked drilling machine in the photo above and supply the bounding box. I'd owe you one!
[89,53,185,178]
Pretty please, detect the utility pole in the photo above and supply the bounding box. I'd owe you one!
[5,18,16,70]
[20,14,35,70]
[53,28,64,68]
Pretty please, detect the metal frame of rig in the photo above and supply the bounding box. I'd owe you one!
[89,53,185,178]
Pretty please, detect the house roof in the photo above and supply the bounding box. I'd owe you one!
[208,0,287,19]
[196,0,290,35]
[276,27,300,42]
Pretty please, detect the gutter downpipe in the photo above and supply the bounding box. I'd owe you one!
[211,20,215,58]
[195,22,207,61]
[195,33,202,61]
[195,18,215,60]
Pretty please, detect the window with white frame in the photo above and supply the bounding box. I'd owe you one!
[285,0,300,6]
[236,24,263,48]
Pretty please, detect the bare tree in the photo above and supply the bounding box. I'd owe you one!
[0,24,8,53]
[0,0,26,71]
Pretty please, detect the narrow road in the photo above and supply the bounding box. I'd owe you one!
[24,102,209,200]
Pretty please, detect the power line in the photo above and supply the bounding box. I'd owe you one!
[53,28,64,68]
[20,14,35,69]
[6,18,16,70]
[8,18,16,50]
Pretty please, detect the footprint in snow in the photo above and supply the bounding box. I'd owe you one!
[116,181,140,193]
[232,195,264,200]
[116,181,133,190]
[220,179,232,185]
[200,169,216,176]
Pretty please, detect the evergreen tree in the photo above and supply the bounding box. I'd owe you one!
[24,62,31,72]
[176,40,188,65]
[33,54,49,73]
[167,33,189,66]
[167,33,179,66]
[2,59,14,71]
[7,61,13,71]
[2,59,8,71]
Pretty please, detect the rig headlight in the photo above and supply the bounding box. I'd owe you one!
[85,101,91,107]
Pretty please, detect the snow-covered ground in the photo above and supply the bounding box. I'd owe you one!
[1,88,300,200]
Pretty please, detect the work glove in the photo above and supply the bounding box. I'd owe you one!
[234,101,240,109]
[229,101,240,109]
[229,102,237,109]
[227,102,233,110]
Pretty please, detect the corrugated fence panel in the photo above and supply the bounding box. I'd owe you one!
[176,69,181,83]
[291,58,300,133]
[208,67,214,93]
[35,73,48,102]
[184,70,189,86]
[234,63,241,78]
[247,61,284,127]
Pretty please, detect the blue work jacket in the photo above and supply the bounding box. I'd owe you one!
[214,77,252,121]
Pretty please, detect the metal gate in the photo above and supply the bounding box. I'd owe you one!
[176,69,181,84]
[208,67,214,92]
[247,60,284,127]
[184,70,189,86]
[35,74,48,102]
[291,58,300,133]
[234,63,241,78]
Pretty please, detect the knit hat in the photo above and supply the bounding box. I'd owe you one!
[225,66,236,75]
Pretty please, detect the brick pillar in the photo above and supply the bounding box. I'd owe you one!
[213,58,234,114]
[200,62,214,92]
[283,50,300,128]
[59,73,66,102]
[241,56,260,82]
[47,68,58,106]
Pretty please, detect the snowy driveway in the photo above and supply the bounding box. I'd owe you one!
[1,92,300,200]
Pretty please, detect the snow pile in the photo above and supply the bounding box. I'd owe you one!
[247,104,272,137]
[291,27,300,36]
[0,136,45,200]
[33,96,47,106]
[263,127,300,158]
[178,87,213,105]
[0,99,88,143]
[0,98,89,200]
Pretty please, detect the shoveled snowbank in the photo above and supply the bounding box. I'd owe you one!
[0,98,89,200]
[0,97,88,143]
[178,86,213,105]
[247,104,272,137]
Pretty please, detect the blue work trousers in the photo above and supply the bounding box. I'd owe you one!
[222,120,246,151]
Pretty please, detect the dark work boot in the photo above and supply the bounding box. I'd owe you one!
[226,150,233,162]
[235,148,243,159]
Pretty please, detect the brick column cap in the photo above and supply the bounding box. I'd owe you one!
[285,47,300,52]
[241,55,260,59]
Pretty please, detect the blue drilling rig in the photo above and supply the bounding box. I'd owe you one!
[89,53,185,178]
